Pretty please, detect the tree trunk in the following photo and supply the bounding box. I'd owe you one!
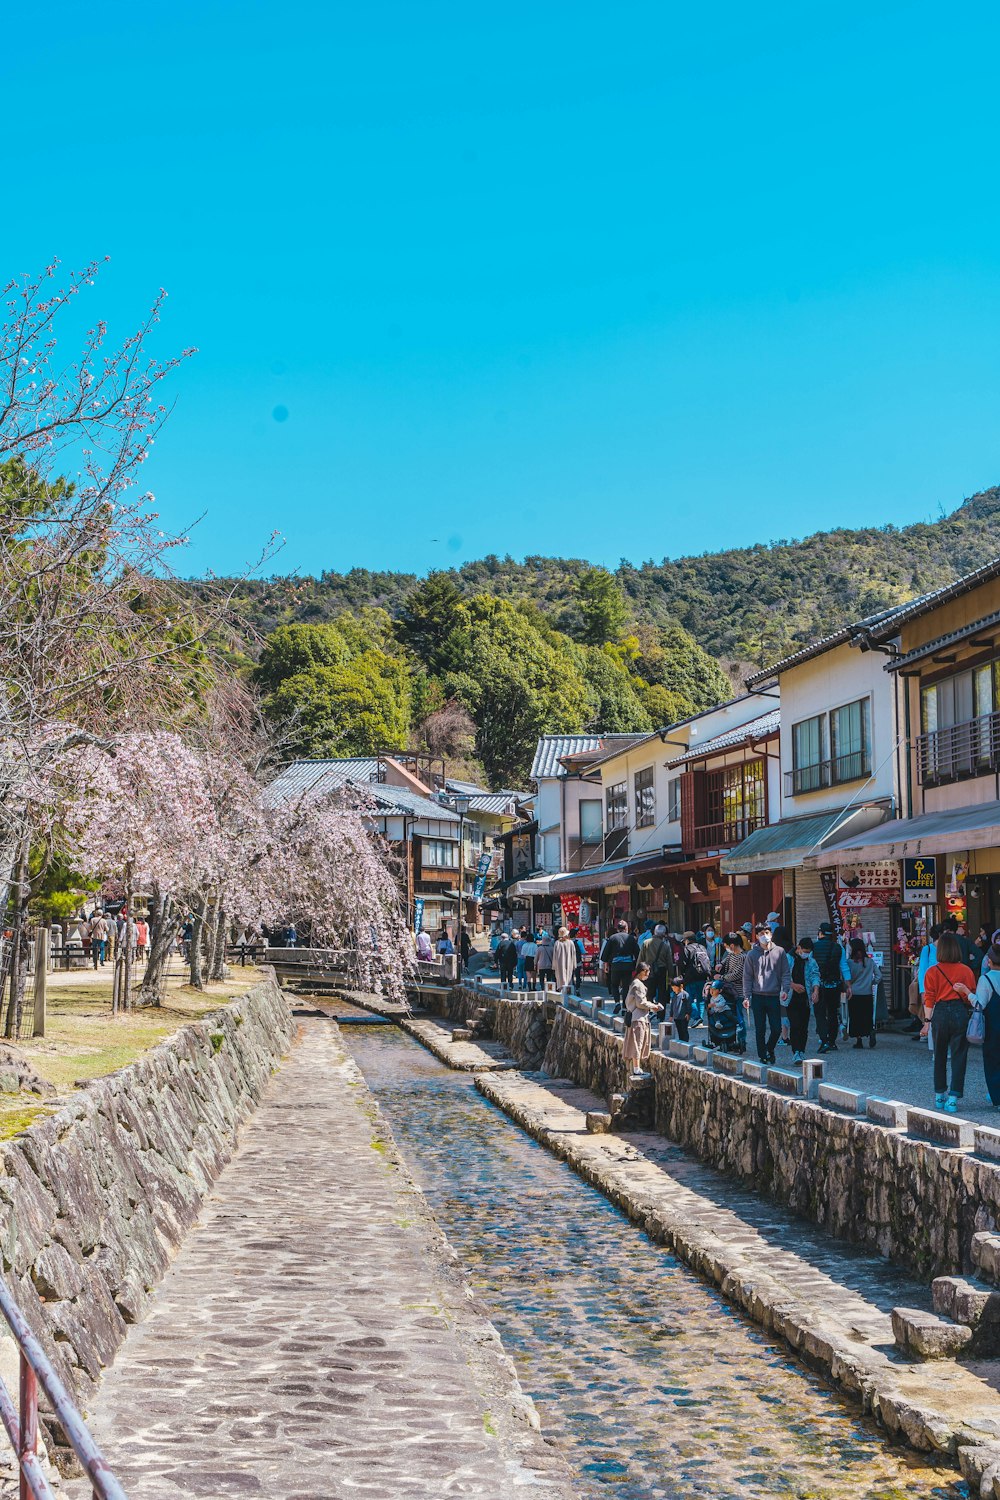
[139,887,177,1005]
[210,904,227,982]
[4,837,31,1040]
[189,906,205,990]
[122,860,134,1013]
[204,894,220,984]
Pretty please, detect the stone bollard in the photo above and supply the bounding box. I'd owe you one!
[801,1058,824,1098]
[586,1111,613,1134]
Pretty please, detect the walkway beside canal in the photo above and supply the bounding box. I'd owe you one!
[72,1021,570,1499]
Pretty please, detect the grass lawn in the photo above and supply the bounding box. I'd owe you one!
[0,965,265,1141]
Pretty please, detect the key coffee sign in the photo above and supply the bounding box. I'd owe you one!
[903,856,937,902]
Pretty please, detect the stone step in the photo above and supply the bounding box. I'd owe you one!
[891,1305,973,1359]
[451,1028,473,1041]
[932,1274,1000,1331]
[972,1232,1000,1287]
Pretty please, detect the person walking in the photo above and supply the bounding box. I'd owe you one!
[719,934,748,1052]
[569,926,585,996]
[135,916,149,962]
[787,937,816,1062]
[459,926,472,972]
[923,930,976,1111]
[515,929,528,985]
[680,931,711,1024]
[623,961,661,1079]
[767,910,794,952]
[813,921,852,1054]
[89,913,108,968]
[521,932,538,992]
[416,929,433,962]
[601,920,639,1014]
[639,923,673,1015]
[846,938,880,1049]
[975,943,1000,1106]
[553,927,577,993]
[703,924,721,970]
[496,930,517,985]
[741,922,791,1064]
[535,928,556,989]
[944,915,983,980]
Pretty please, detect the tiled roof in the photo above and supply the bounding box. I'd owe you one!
[266,759,459,822]
[864,553,1000,641]
[530,734,650,782]
[667,709,780,766]
[265,759,381,801]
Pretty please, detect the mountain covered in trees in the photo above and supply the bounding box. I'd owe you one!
[213,484,1000,787]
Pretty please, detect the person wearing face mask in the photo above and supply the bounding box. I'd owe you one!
[741,922,791,1064]
[703,925,721,970]
[767,910,794,953]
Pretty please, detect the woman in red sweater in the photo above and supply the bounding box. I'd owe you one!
[923,931,976,1112]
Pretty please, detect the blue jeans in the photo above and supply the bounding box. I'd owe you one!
[686,981,704,1022]
[750,993,782,1060]
[91,939,105,966]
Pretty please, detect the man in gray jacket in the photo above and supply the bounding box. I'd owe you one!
[742,922,791,1063]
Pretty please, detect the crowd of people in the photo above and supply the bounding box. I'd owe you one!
[603,911,1000,1110]
[490,926,587,992]
[73,910,149,966]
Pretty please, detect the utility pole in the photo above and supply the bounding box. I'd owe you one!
[32,927,47,1037]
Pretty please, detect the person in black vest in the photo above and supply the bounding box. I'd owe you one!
[601,920,639,1014]
[813,921,852,1053]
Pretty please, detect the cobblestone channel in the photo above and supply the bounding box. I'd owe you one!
[340,1021,967,1500]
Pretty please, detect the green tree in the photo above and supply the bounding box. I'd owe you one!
[264,653,411,758]
[635,622,732,712]
[395,573,468,673]
[577,566,627,646]
[441,597,589,785]
[635,682,696,728]
[252,622,350,696]
[579,646,653,734]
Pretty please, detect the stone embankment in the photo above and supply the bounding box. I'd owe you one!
[1,976,293,1427]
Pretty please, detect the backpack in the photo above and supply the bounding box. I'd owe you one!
[817,940,843,989]
[687,943,711,979]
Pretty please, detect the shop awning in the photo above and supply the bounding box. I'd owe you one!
[721,806,887,875]
[508,874,556,896]
[548,860,632,894]
[814,799,1000,865]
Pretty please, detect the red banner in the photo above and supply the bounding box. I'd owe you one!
[559,894,581,925]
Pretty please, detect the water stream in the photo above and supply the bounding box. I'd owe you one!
[336,1013,967,1499]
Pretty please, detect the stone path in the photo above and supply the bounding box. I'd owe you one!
[72,1021,569,1499]
[476,1066,1000,1470]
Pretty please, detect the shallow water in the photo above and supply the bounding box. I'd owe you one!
[338,1017,967,1500]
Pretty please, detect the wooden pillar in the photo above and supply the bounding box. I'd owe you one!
[32,928,47,1038]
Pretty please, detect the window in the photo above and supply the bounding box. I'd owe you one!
[919,662,1000,783]
[792,715,826,793]
[830,698,871,783]
[667,778,681,823]
[422,838,458,868]
[789,700,872,794]
[579,799,603,845]
[634,767,655,828]
[606,781,627,830]
[703,758,766,841]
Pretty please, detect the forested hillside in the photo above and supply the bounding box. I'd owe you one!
[204,484,1000,787]
[209,485,1000,666]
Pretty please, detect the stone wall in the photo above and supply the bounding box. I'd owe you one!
[423,985,550,1070]
[542,1008,1000,1281]
[0,976,293,1413]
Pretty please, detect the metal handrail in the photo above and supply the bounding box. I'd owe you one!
[0,1274,127,1499]
[916,711,1000,785]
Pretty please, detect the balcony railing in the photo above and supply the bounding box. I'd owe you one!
[690,813,766,850]
[785,749,872,797]
[916,712,1000,786]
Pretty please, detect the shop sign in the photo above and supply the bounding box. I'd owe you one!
[903,857,938,902]
[413,897,425,934]
[472,852,493,901]
[837,860,900,898]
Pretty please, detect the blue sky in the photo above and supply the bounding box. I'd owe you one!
[5,2,1000,578]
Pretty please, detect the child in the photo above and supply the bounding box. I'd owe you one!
[706,977,738,1051]
[669,974,692,1042]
